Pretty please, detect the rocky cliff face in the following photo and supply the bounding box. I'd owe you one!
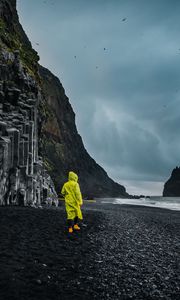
[39,66,128,198]
[0,0,128,202]
[0,0,57,206]
[163,167,180,197]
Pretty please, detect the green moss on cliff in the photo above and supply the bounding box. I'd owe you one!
[0,17,39,79]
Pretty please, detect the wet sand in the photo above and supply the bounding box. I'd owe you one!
[0,202,179,300]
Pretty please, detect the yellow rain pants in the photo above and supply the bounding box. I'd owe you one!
[61,171,83,220]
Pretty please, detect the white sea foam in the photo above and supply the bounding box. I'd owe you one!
[101,197,180,211]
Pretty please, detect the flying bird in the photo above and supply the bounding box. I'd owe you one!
[122,18,127,21]
[104,47,106,51]
[74,56,76,59]
[35,43,39,46]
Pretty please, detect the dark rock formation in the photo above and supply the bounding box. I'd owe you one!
[163,167,180,197]
[0,0,57,206]
[39,66,128,198]
[0,0,128,202]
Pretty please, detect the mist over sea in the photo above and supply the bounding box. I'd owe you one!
[100,197,180,211]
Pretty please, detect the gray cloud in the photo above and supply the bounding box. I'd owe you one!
[17,0,180,194]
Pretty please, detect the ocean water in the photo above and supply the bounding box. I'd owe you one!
[101,197,180,211]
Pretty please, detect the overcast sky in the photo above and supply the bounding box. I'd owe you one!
[17,0,180,196]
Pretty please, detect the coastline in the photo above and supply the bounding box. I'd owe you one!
[94,196,180,211]
[0,203,179,299]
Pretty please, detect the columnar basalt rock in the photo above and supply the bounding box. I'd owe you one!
[0,50,57,205]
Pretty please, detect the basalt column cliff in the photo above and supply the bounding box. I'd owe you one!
[0,0,128,203]
[0,0,57,205]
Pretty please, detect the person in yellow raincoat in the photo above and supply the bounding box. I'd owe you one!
[61,171,83,233]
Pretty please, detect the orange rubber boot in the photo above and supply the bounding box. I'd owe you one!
[68,227,73,233]
[74,224,80,230]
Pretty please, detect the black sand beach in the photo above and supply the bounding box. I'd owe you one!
[0,202,179,300]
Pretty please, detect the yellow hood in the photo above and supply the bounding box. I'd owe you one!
[68,171,78,182]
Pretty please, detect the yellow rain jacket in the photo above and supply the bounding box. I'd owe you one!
[61,171,83,220]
